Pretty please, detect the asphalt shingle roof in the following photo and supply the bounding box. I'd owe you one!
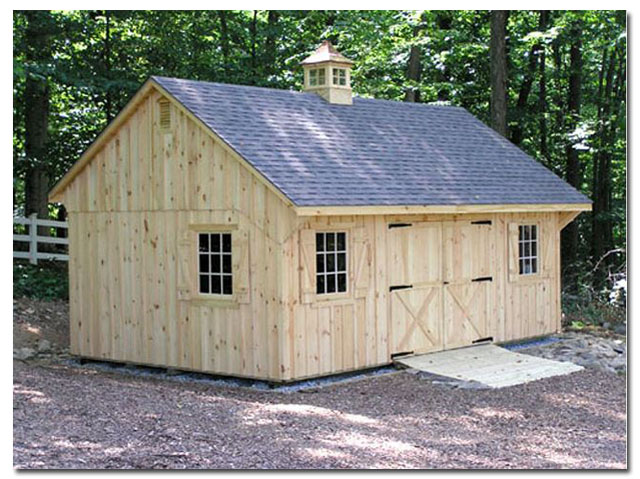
[153,76,589,207]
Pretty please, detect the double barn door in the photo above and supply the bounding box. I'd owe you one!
[388,220,494,356]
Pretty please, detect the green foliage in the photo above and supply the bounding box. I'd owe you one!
[12,10,626,299]
[13,260,69,301]
[562,250,626,328]
[563,295,626,328]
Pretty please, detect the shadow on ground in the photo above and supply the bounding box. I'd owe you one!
[13,359,626,469]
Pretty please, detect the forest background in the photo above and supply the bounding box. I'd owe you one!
[12,10,627,325]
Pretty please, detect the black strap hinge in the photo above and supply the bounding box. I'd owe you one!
[389,284,413,292]
[472,276,493,282]
[472,336,494,344]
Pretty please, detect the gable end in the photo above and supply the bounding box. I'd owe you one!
[48,78,295,211]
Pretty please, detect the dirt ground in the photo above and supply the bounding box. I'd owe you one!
[13,298,69,353]
[13,299,627,469]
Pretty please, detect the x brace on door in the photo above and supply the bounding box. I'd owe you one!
[395,287,440,348]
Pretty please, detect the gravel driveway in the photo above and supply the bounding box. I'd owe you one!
[13,359,626,469]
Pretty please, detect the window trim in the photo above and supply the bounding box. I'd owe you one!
[197,231,233,297]
[187,223,239,304]
[308,67,326,87]
[518,224,539,276]
[315,231,349,297]
[332,67,347,86]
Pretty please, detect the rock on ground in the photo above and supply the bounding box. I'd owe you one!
[14,348,36,361]
[519,332,626,376]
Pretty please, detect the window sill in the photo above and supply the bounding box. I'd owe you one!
[510,273,551,284]
[310,292,352,307]
[184,295,240,309]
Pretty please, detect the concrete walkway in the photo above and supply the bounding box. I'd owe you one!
[396,344,583,389]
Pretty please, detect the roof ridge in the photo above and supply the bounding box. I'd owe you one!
[151,75,307,96]
[152,75,463,110]
[354,95,463,109]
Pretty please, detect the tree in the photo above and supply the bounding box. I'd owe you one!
[592,34,626,273]
[22,11,54,228]
[490,10,508,136]
[511,11,545,146]
[561,15,584,279]
[12,10,627,303]
[404,12,427,102]
[537,11,549,163]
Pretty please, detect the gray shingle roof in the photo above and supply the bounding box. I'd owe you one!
[153,76,589,207]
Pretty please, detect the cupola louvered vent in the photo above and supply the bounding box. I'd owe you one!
[159,100,171,130]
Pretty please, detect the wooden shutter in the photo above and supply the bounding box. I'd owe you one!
[540,222,553,275]
[352,227,371,298]
[177,230,193,300]
[508,223,519,283]
[299,229,316,304]
[233,229,251,303]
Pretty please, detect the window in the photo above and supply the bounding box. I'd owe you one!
[198,232,232,295]
[309,68,325,86]
[518,225,538,275]
[332,68,347,86]
[316,232,347,294]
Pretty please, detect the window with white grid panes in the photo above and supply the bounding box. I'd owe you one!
[309,68,326,86]
[316,232,347,294]
[198,232,233,295]
[518,225,538,275]
[332,67,347,86]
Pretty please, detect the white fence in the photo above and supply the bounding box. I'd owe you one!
[13,213,69,264]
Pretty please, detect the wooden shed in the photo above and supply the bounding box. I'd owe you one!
[49,42,591,382]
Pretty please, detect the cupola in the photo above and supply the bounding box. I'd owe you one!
[301,40,353,105]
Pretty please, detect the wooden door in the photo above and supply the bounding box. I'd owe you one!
[442,220,494,349]
[387,222,443,355]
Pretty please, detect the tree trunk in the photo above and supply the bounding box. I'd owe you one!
[591,47,607,236]
[404,46,421,102]
[434,11,453,101]
[592,44,624,273]
[565,19,583,190]
[404,13,430,103]
[23,10,52,234]
[490,10,509,137]
[510,42,537,145]
[218,11,230,67]
[104,11,113,123]
[250,10,258,84]
[592,48,615,266]
[551,35,564,142]
[511,11,546,146]
[264,11,280,80]
[56,204,67,240]
[561,17,583,280]
[538,11,548,163]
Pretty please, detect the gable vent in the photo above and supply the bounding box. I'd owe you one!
[159,100,171,130]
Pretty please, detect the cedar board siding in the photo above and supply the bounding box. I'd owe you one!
[64,90,298,381]
[284,212,563,381]
[61,87,566,382]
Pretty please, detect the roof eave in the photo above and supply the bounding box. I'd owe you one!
[295,203,593,217]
